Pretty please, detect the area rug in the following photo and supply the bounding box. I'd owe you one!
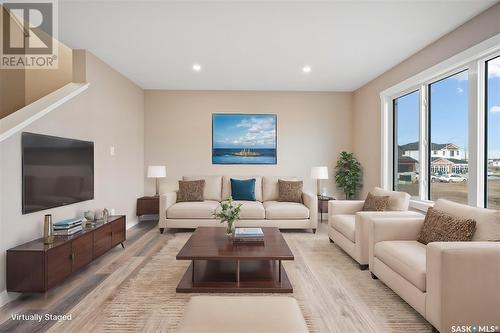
[92,227,431,333]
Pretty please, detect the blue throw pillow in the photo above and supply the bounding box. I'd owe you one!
[230,178,256,201]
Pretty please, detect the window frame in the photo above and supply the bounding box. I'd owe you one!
[427,69,469,204]
[380,33,500,210]
[484,55,500,208]
[392,89,420,196]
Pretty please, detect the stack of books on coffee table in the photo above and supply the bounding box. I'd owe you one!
[234,227,264,243]
[53,218,83,236]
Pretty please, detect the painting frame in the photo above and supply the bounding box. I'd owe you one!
[212,113,277,165]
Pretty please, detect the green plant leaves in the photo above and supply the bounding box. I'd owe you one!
[213,195,243,224]
[335,151,362,199]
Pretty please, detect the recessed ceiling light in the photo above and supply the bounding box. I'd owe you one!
[302,66,311,73]
[192,63,202,72]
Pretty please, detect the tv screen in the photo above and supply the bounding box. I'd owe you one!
[22,132,94,214]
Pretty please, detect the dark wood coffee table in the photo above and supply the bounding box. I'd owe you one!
[176,227,294,293]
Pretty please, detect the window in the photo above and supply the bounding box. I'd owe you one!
[429,71,469,204]
[486,56,500,209]
[393,91,420,197]
[382,35,500,208]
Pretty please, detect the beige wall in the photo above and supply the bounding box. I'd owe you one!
[144,91,352,196]
[352,3,500,196]
[0,51,144,300]
[24,40,74,105]
[0,6,74,119]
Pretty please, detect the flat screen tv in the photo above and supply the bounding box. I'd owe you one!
[22,132,94,214]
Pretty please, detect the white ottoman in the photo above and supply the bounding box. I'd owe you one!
[178,296,309,333]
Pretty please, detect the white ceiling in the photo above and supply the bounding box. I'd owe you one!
[59,1,496,91]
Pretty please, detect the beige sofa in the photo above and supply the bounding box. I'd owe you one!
[369,199,500,333]
[159,176,318,233]
[328,187,421,269]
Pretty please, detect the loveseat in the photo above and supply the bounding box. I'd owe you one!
[328,187,422,269]
[159,176,318,233]
[369,199,500,333]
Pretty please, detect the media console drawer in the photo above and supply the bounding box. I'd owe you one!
[6,215,126,293]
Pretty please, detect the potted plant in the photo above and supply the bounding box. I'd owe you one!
[214,197,242,238]
[335,151,362,199]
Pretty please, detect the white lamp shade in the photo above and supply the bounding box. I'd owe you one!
[147,165,166,178]
[311,166,329,179]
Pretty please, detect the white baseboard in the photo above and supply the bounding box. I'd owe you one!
[0,290,20,308]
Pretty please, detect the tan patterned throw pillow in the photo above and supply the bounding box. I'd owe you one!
[177,180,205,202]
[278,180,303,203]
[362,192,390,211]
[417,207,476,245]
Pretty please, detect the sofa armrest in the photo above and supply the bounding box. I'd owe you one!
[354,211,424,264]
[426,242,500,332]
[368,216,424,269]
[302,192,318,229]
[159,192,177,228]
[328,200,365,215]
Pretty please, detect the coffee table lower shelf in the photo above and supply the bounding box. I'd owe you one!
[176,259,292,293]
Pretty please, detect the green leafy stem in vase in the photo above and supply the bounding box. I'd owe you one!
[213,196,242,235]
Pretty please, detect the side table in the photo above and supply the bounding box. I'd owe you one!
[318,195,335,222]
[136,196,159,219]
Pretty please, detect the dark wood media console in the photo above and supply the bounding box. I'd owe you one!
[6,215,126,293]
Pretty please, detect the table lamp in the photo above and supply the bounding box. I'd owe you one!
[147,165,166,196]
[311,166,328,196]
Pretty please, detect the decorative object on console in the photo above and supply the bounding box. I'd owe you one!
[278,180,303,203]
[213,197,242,238]
[212,114,277,165]
[362,192,390,211]
[84,210,95,221]
[177,180,205,202]
[230,178,256,201]
[43,214,54,245]
[311,166,328,196]
[335,151,362,199]
[417,207,476,244]
[103,208,109,222]
[53,218,83,236]
[147,165,167,196]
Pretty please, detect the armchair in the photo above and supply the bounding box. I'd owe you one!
[328,187,421,269]
[368,199,500,333]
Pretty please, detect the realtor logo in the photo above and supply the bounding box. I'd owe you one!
[1,0,58,69]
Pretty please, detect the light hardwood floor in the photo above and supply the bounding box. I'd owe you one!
[0,220,431,333]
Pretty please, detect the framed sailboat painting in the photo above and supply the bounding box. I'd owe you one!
[212,114,277,164]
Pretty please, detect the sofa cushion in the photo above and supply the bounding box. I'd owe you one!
[177,180,205,202]
[330,215,356,242]
[222,176,263,202]
[263,201,309,220]
[262,176,298,201]
[167,200,219,219]
[231,178,256,201]
[374,240,427,292]
[183,176,222,201]
[233,201,265,219]
[434,199,500,241]
[371,187,410,211]
[417,207,476,245]
[278,180,303,203]
[362,192,389,211]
